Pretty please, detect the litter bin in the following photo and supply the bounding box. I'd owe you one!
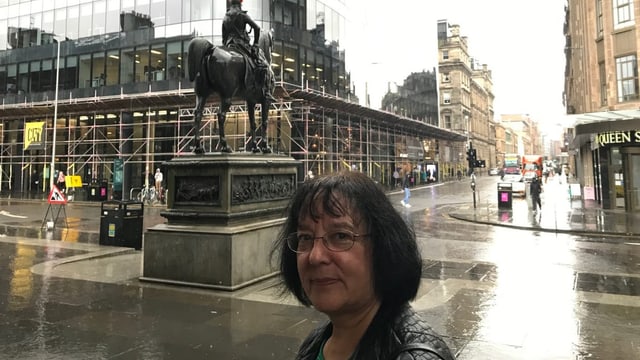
[98,180,109,201]
[99,200,144,250]
[497,182,513,209]
[88,182,100,201]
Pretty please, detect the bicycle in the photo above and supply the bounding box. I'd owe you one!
[136,184,156,205]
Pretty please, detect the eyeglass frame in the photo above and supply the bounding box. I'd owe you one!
[286,230,370,253]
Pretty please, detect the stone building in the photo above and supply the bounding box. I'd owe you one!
[437,20,495,171]
[564,0,640,211]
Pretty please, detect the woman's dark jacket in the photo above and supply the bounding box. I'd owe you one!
[295,304,455,360]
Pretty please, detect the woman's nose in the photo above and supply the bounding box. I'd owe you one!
[307,238,330,263]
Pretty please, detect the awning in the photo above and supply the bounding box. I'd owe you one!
[571,110,640,135]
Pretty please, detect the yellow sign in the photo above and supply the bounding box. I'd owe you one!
[67,175,83,188]
[24,121,46,150]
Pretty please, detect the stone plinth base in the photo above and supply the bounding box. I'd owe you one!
[141,218,283,291]
[140,153,299,291]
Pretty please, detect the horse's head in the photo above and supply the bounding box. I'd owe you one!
[259,29,274,64]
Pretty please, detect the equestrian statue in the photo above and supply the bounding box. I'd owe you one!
[188,0,275,154]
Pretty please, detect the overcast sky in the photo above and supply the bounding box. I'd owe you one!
[346,0,567,136]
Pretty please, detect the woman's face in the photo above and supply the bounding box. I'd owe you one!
[296,205,378,317]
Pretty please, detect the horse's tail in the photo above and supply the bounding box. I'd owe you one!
[188,38,214,82]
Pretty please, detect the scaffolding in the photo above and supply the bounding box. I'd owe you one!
[0,85,467,198]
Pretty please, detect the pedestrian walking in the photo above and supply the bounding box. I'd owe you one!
[401,164,412,208]
[154,168,164,203]
[530,175,542,212]
[56,170,66,193]
[271,171,455,360]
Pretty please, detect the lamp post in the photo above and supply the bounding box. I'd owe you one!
[49,38,61,190]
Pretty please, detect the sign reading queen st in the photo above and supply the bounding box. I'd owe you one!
[595,130,640,147]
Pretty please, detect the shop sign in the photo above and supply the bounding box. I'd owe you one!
[24,121,46,150]
[595,130,640,147]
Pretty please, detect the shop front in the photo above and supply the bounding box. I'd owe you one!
[572,112,640,212]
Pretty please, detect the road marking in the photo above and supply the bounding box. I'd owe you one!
[0,210,28,219]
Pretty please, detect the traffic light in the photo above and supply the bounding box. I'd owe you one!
[467,149,476,162]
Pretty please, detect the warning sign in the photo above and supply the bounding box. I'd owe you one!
[48,185,67,205]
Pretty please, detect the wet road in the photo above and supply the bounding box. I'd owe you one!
[0,175,639,359]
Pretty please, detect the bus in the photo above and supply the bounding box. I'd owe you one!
[522,155,543,181]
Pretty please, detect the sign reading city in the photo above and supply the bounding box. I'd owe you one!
[24,121,46,150]
[596,130,640,147]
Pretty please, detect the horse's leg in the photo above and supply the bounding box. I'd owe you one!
[259,99,272,153]
[218,98,233,153]
[193,93,206,154]
[246,101,259,153]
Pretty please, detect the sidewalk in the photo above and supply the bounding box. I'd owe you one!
[448,178,640,238]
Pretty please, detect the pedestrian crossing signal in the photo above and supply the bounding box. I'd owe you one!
[48,185,67,205]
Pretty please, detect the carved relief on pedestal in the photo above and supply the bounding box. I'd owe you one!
[231,174,296,204]
[175,176,220,204]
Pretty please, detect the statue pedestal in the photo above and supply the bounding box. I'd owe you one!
[140,153,299,291]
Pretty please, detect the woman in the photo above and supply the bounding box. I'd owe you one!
[272,171,455,360]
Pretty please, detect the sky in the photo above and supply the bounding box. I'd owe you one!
[346,0,568,136]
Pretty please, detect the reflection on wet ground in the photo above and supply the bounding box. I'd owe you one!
[1,176,639,359]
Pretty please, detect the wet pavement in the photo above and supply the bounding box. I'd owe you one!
[0,175,639,359]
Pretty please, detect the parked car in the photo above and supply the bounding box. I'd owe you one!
[501,168,526,196]
[489,167,500,176]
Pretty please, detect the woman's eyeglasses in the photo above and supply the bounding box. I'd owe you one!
[286,230,369,253]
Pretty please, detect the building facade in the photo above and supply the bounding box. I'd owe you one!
[437,21,495,173]
[0,0,465,197]
[564,0,640,211]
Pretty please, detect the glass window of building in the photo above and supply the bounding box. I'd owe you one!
[0,66,7,94]
[283,44,298,83]
[40,59,55,91]
[0,20,7,50]
[29,60,40,92]
[18,62,28,93]
[150,44,165,81]
[92,51,106,87]
[106,0,120,33]
[136,0,150,16]
[121,0,134,13]
[61,56,76,90]
[121,48,135,84]
[182,39,189,78]
[613,0,634,29]
[166,41,182,80]
[42,10,53,34]
[150,0,166,27]
[166,0,181,25]
[191,0,212,21]
[67,6,79,40]
[79,3,92,38]
[135,46,150,83]
[616,54,638,102]
[106,50,119,86]
[54,7,66,37]
[181,0,190,22]
[78,54,91,88]
[93,0,106,35]
[6,64,16,93]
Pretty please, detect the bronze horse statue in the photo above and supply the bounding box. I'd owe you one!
[188,31,275,154]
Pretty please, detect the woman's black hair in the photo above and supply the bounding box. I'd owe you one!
[271,171,422,311]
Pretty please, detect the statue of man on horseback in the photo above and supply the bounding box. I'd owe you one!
[223,0,275,103]
[188,0,276,154]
